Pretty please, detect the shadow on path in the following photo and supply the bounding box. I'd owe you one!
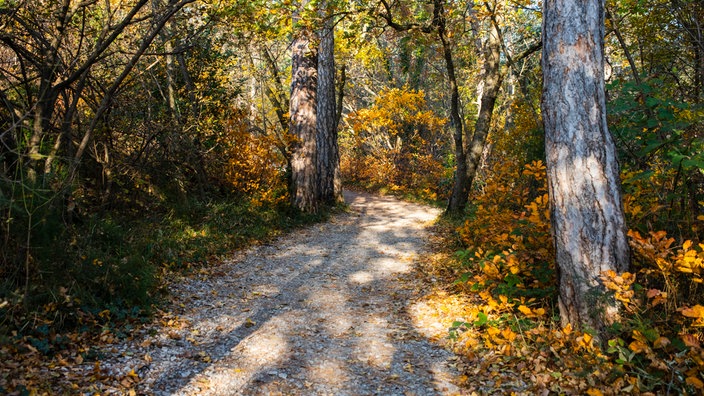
[107,190,462,395]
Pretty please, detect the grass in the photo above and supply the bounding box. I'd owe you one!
[0,192,327,341]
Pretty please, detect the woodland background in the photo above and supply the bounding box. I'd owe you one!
[0,0,703,393]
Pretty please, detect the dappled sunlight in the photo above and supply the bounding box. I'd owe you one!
[407,290,477,342]
[373,256,412,274]
[307,358,350,387]
[352,318,395,370]
[299,287,349,311]
[237,319,290,364]
[183,316,293,394]
[348,270,375,284]
[79,191,460,395]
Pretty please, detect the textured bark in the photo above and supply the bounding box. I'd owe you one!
[290,6,319,213]
[335,64,346,128]
[316,9,342,204]
[438,1,468,214]
[464,22,502,197]
[542,0,630,337]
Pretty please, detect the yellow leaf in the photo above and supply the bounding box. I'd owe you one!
[629,340,648,353]
[586,389,604,396]
[582,332,593,345]
[518,305,532,316]
[682,305,704,319]
[502,328,517,342]
[562,323,572,335]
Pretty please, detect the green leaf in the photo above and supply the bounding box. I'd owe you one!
[642,328,660,343]
[451,320,466,329]
[683,158,704,170]
[453,272,471,285]
[473,312,488,327]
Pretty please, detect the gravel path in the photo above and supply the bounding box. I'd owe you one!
[96,190,463,395]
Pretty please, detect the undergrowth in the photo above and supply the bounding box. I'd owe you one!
[0,192,324,355]
[444,160,704,395]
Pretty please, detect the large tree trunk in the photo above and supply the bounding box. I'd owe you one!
[316,7,342,204]
[542,0,630,338]
[290,4,319,213]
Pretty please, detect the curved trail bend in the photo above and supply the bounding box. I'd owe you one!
[98,190,463,395]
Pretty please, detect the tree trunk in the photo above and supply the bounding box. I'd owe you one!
[316,7,342,204]
[464,21,502,198]
[335,64,346,128]
[542,0,630,338]
[290,4,319,213]
[438,1,468,214]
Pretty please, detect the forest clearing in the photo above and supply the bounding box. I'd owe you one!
[1,0,703,394]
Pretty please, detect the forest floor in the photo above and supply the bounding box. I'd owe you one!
[61,190,471,395]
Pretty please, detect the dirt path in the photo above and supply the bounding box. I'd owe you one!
[95,191,463,395]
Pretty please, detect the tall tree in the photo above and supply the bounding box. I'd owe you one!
[290,1,319,213]
[457,12,502,213]
[316,3,343,204]
[542,0,630,338]
[437,0,468,214]
[446,1,540,213]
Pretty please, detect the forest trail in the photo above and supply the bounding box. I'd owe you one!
[95,190,464,395]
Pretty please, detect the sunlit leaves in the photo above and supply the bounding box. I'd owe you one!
[629,230,704,284]
[600,270,636,308]
[340,87,448,201]
[681,305,704,327]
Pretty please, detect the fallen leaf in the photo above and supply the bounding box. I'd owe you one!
[686,376,704,389]
[653,337,671,349]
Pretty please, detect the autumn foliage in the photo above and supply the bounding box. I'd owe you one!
[340,88,450,201]
[437,153,703,394]
[435,110,702,394]
[209,108,288,203]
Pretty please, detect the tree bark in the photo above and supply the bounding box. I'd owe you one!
[464,20,502,199]
[316,7,342,204]
[542,0,630,338]
[438,0,468,214]
[335,64,346,128]
[290,3,319,213]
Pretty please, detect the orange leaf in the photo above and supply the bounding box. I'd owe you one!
[629,340,648,353]
[682,334,701,349]
[586,389,604,396]
[653,337,671,349]
[682,305,704,319]
[686,376,704,389]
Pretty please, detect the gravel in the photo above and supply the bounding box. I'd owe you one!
[92,190,465,395]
